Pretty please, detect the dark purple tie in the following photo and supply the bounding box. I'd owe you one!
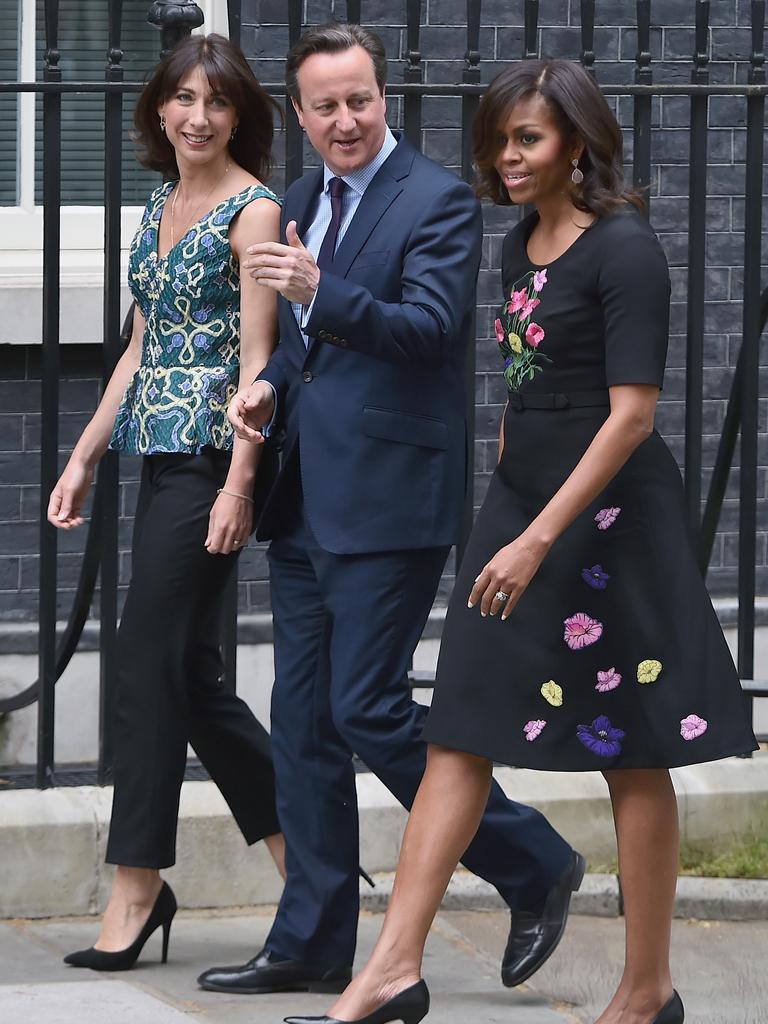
[316,176,347,272]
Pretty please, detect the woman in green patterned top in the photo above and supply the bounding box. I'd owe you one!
[47,34,285,971]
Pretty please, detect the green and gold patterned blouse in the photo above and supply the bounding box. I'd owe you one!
[109,181,280,455]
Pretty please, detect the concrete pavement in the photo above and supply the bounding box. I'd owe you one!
[2,906,767,1023]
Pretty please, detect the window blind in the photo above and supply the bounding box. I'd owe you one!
[34,0,161,205]
[0,0,20,206]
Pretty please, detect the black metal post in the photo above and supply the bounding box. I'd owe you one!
[285,0,303,186]
[737,1,765,729]
[37,0,62,789]
[685,1,710,541]
[633,1,652,209]
[147,0,204,58]
[404,0,423,147]
[524,0,539,59]
[580,0,596,77]
[228,0,242,48]
[97,0,124,785]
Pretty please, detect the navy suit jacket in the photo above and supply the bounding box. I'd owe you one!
[256,135,482,554]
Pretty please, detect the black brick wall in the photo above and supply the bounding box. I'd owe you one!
[1,0,767,627]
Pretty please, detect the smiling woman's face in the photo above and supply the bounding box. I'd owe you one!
[493,93,578,206]
[159,65,237,167]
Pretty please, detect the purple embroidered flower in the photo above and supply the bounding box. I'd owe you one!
[165,332,184,354]
[680,714,708,741]
[595,667,622,693]
[581,564,610,590]
[533,268,548,291]
[563,612,603,650]
[523,719,547,742]
[179,379,193,394]
[576,715,626,758]
[595,506,621,530]
[193,304,214,324]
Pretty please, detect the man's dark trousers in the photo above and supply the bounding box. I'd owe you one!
[263,487,572,967]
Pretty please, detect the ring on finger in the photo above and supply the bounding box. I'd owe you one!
[494,590,510,603]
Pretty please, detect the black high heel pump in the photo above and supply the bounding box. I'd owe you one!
[283,979,430,1024]
[651,991,684,1024]
[63,881,177,971]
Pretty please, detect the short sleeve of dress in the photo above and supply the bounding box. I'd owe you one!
[598,211,671,389]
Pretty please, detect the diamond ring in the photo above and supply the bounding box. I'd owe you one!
[494,590,510,603]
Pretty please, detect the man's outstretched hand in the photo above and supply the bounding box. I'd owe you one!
[227,380,275,443]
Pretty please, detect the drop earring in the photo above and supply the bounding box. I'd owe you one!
[159,113,166,132]
[570,158,584,185]
[230,127,237,141]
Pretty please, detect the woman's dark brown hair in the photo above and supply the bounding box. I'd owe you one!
[473,59,643,216]
[134,33,282,182]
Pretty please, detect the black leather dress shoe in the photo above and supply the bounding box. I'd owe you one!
[501,850,585,988]
[197,948,352,994]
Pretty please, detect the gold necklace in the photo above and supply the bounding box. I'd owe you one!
[170,160,231,249]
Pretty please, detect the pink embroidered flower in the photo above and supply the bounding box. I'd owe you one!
[508,288,528,313]
[526,323,545,348]
[533,268,548,291]
[563,612,603,650]
[520,298,541,321]
[494,317,505,344]
[595,506,621,530]
[524,719,547,741]
[680,714,708,741]
[596,667,622,692]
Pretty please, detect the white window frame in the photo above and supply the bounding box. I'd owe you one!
[0,0,228,337]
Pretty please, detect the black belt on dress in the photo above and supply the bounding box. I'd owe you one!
[507,390,611,411]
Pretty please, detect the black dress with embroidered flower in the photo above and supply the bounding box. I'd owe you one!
[422,206,758,770]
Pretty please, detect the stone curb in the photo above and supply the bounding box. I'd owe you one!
[361,871,768,922]
[1,755,767,920]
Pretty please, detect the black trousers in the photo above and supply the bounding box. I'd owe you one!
[105,449,279,868]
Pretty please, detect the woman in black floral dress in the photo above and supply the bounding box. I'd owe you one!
[299,60,758,1024]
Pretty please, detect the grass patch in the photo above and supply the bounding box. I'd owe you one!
[589,832,768,880]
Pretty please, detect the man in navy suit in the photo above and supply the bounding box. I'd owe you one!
[198,23,583,997]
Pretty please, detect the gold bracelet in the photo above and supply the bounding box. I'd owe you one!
[216,487,254,504]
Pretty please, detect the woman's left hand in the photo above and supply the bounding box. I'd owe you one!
[205,491,253,555]
[468,536,547,620]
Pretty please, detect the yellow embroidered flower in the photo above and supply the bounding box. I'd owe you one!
[508,331,523,354]
[637,659,663,684]
[540,680,563,707]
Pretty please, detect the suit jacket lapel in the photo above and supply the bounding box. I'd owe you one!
[284,167,324,244]
[330,136,415,278]
[329,176,403,279]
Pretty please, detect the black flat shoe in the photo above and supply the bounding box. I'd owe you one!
[197,947,352,994]
[283,979,429,1024]
[63,881,176,971]
[651,991,684,1024]
[501,849,585,987]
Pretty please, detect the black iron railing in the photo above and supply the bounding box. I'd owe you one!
[0,0,766,789]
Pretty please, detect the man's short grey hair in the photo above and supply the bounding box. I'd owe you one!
[286,22,388,103]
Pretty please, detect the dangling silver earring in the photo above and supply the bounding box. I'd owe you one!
[159,113,166,132]
[570,158,584,185]
[230,127,237,141]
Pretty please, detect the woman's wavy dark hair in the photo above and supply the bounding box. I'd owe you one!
[134,33,283,182]
[473,59,644,216]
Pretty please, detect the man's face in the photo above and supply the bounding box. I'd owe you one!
[292,45,388,176]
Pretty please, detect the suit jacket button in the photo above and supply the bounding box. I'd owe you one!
[302,370,313,383]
